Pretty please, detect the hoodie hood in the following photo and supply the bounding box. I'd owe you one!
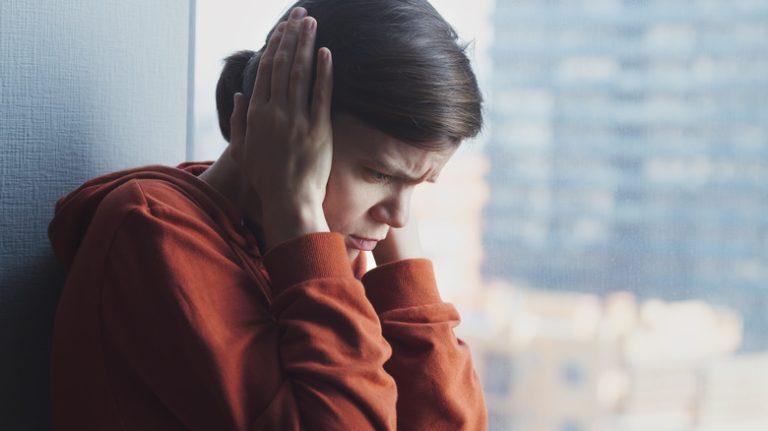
[48,161,246,269]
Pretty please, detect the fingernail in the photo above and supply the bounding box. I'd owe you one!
[291,7,307,19]
[304,18,316,32]
[276,22,287,33]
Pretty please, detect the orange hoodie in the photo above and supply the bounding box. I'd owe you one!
[48,161,487,430]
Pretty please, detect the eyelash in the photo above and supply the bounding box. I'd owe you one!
[368,169,395,184]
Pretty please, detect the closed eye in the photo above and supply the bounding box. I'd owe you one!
[367,169,395,184]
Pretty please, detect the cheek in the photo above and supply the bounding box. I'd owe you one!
[322,167,378,231]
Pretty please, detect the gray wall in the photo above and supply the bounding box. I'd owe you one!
[0,1,194,428]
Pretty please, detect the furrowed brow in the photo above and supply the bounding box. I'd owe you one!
[365,158,438,184]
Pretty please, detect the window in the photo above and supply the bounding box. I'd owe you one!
[195,1,768,430]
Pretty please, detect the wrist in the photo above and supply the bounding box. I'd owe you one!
[261,203,329,251]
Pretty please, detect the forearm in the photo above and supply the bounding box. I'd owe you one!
[362,260,488,430]
[261,202,329,252]
[258,232,398,429]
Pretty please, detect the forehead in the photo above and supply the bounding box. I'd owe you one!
[332,115,457,176]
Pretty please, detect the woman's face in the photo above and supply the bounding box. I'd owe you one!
[323,115,457,262]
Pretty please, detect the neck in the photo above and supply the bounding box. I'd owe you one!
[198,146,263,224]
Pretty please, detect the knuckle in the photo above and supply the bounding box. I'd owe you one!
[287,20,301,33]
[271,109,289,125]
[290,66,306,81]
[246,104,266,119]
[273,52,290,66]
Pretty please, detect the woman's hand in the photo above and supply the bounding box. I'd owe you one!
[372,219,426,265]
[228,7,334,251]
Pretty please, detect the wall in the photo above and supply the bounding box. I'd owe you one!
[0,0,194,428]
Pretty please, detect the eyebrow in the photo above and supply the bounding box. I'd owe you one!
[364,158,438,184]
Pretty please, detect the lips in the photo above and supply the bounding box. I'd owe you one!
[348,235,380,251]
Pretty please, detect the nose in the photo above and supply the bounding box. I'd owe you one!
[370,188,412,229]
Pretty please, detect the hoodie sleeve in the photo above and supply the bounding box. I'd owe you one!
[362,259,488,431]
[101,203,397,430]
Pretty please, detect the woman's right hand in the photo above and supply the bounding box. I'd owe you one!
[228,7,334,251]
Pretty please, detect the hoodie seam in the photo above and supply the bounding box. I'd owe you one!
[132,179,152,210]
[126,177,195,216]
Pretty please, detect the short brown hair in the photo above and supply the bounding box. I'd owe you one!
[216,0,483,150]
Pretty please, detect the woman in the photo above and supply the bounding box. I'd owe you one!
[48,0,486,429]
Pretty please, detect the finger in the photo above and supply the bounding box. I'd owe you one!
[251,22,285,103]
[271,7,307,103]
[288,16,317,113]
[310,48,333,128]
[229,93,247,161]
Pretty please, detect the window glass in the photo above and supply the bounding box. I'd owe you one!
[195,1,768,429]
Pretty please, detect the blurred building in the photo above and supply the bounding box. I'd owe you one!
[482,0,768,350]
[696,352,768,429]
[464,284,764,431]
